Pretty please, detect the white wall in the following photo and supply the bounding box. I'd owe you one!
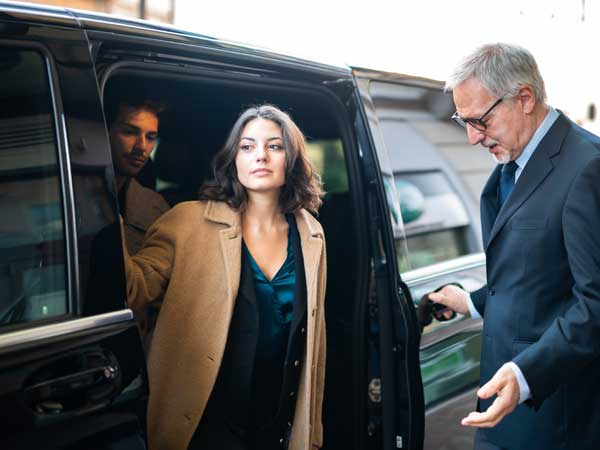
[173,0,600,130]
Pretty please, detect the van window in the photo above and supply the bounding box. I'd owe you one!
[395,171,469,269]
[0,49,67,326]
[368,80,476,271]
[306,139,348,193]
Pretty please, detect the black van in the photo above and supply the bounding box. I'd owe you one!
[0,3,488,449]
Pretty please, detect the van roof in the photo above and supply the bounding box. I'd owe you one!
[0,1,351,77]
[0,1,448,85]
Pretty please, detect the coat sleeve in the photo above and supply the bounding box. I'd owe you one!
[121,207,179,316]
[513,156,600,406]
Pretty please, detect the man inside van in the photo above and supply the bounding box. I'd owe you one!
[107,95,170,349]
[107,95,170,255]
[430,43,600,450]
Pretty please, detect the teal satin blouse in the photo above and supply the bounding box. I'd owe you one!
[243,221,296,361]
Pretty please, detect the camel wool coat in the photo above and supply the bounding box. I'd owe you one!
[124,200,327,450]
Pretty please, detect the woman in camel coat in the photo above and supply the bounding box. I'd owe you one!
[124,105,326,450]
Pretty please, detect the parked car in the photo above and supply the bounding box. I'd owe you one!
[0,3,489,449]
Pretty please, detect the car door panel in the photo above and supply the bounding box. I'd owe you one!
[354,88,425,450]
[1,313,146,449]
[0,7,146,449]
[403,256,486,450]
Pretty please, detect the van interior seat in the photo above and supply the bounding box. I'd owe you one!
[152,138,212,206]
[318,190,360,449]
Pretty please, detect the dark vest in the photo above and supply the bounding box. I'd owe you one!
[199,215,307,449]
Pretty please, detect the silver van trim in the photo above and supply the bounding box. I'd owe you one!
[402,253,486,287]
[0,310,134,349]
[420,317,483,350]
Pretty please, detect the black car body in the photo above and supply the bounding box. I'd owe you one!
[0,3,488,449]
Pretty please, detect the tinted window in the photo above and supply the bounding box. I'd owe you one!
[0,49,67,326]
[395,171,470,269]
[306,139,348,194]
[368,80,480,271]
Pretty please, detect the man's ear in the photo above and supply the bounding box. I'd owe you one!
[518,85,536,114]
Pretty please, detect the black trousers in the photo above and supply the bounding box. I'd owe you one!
[188,419,247,450]
[474,430,509,450]
[188,418,286,450]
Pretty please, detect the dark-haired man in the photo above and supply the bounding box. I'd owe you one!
[108,98,170,254]
[108,98,170,350]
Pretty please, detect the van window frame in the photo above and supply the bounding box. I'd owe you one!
[0,39,78,333]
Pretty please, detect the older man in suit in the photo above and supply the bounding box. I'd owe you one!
[430,43,600,450]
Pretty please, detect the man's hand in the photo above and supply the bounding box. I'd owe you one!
[462,363,520,428]
[428,284,470,316]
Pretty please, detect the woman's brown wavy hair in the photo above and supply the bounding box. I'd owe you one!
[199,104,324,214]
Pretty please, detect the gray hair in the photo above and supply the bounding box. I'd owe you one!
[444,43,546,103]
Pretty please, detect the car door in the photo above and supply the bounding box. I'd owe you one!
[351,83,426,449]
[0,6,147,449]
[353,68,489,450]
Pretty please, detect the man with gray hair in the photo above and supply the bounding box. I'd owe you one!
[430,43,600,449]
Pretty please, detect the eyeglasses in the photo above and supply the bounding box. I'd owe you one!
[451,97,503,131]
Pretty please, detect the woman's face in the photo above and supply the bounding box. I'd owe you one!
[235,118,287,195]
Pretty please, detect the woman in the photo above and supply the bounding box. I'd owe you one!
[124,105,326,450]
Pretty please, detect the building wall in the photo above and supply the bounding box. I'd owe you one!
[24,0,174,23]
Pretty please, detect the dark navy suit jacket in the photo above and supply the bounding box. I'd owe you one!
[471,113,600,450]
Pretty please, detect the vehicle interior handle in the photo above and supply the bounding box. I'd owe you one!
[22,350,122,417]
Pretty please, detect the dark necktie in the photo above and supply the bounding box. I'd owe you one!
[499,160,518,208]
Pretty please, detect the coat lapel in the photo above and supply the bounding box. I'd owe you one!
[485,113,571,251]
[204,201,242,304]
[125,179,161,231]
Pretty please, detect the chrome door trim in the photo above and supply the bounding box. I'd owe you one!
[420,318,483,349]
[402,253,486,287]
[0,4,71,20]
[0,309,134,349]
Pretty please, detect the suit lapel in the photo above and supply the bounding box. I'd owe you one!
[294,210,324,314]
[485,113,571,251]
[288,214,307,336]
[238,245,257,308]
[480,165,501,248]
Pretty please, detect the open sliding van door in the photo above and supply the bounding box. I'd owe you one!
[352,71,425,450]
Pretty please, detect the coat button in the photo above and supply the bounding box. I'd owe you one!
[280,438,284,444]
[294,360,300,367]
[489,288,496,296]
[290,391,295,397]
[300,327,305,333]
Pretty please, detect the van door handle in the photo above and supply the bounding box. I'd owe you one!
[26,363,118,392]
[417,282,464,331]
[23,350,122,416]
